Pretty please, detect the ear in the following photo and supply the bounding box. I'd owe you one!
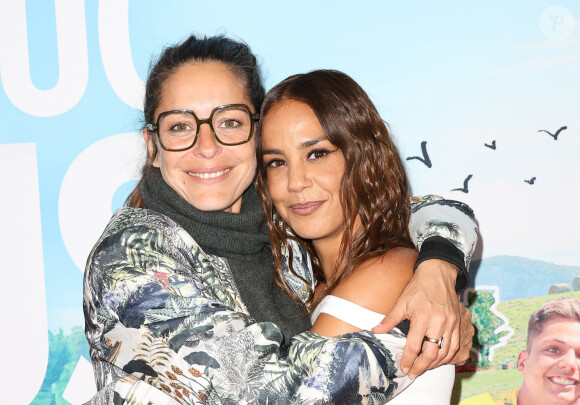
[517,350,529,374]
[143,128,160,167]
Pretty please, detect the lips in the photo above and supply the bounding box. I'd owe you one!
[289,201,324,216]
[549,376,579,387]
[187,168,231,179]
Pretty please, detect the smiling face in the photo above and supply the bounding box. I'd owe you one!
[261,100,346,249]
[145,61,256,213]
[518,319,580,405]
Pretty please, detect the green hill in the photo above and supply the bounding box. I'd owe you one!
[469,256,580,300]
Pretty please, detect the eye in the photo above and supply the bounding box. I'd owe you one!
[307,148,333,160]
[221,119,241,129]
[169,122,191,133]
[547,347,560,354]
[265,158,286,169]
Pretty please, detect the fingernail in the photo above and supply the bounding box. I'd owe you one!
[409,374,416,380]
[373,324,382,329]
[402,367,410,375]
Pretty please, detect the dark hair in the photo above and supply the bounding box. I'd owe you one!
[255,69,414,310]
[527,298,580,349]
[126,34,265,207]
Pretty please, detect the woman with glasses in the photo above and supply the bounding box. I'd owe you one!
[84,34,477,404]
[256,69,463,403]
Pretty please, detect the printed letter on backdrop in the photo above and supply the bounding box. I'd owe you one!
[0,0,88,117]
[0,144,49,402]
[59,133,146,272]
[99,0,145,110]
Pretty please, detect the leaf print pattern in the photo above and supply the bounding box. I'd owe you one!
[281,240,316,303]
[409,195,478,270]
[419,220,463,249]
[83,203,477,404]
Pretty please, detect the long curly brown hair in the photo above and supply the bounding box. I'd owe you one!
[255,69,414,312]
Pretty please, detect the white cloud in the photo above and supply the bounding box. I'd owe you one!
[521,37,580,51]
[489,57,546,75]
[529,53,580,72]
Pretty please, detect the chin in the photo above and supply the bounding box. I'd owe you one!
[549,391,580,405]
[289,228,326,241]
[188,196,237,212]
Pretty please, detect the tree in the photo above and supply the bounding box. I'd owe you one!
[464,287,513,368]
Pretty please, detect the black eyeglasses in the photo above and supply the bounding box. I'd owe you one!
[147,104,260,151]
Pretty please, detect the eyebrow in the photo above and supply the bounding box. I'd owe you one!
[262,137,327,155]
[540,338,566,346]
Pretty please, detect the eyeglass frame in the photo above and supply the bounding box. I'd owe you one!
[146,103,260,151]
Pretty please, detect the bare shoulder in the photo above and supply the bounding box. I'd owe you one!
[332,247,418,316]
[310,247,417,336]
[378,247,419,273]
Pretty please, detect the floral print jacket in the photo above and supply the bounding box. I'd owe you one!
[83,196,477,404]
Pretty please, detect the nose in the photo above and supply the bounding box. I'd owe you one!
[287,162,312,193]
[559,349,579,371]
[192,122,221,159]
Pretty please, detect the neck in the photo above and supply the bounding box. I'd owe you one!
[312,216,363,283]
[312,232,344,282]
[141,168,269,256]
[516,386,534,405]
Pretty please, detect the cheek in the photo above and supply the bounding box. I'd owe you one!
[267,174,284,203]
[156,150,181,174]
[332,175,342,195]
[327,155,345,193]
[267,174,290,219]
[323,168,343,200]
[237,143,256,170]
[531,355,556,376]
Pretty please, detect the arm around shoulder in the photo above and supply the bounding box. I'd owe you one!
[408,195,478,292]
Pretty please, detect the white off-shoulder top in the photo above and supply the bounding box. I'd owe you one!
[312,295,455,404]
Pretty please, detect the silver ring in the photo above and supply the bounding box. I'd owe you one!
[424,336,443,349]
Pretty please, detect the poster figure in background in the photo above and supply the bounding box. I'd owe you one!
[463,297,580,405]
[517,297,580,405]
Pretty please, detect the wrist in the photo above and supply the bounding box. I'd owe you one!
[415,236,468,292]
[415,259,458,284]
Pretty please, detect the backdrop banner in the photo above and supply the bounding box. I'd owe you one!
[0,2,578,404]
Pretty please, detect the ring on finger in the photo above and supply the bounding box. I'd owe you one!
[424,336,443,349]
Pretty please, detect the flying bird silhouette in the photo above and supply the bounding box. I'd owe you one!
[524,177,536,185]
[484,140,496,150]
[451,174,473,193]
[538,126,567,140]
[406,141,432,168]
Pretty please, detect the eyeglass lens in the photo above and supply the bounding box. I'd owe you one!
[159,106,252,149]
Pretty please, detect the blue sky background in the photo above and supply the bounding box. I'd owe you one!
[1,1,578,335]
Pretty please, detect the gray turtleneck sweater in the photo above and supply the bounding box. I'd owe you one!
[141,168,310,341]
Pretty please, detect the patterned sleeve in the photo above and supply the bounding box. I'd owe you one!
[83,208,412,404]
[408,195,479,292]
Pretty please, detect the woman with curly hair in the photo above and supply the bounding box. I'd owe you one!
[256,69,459,403]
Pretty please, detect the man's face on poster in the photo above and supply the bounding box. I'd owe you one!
[518,319,580,405]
